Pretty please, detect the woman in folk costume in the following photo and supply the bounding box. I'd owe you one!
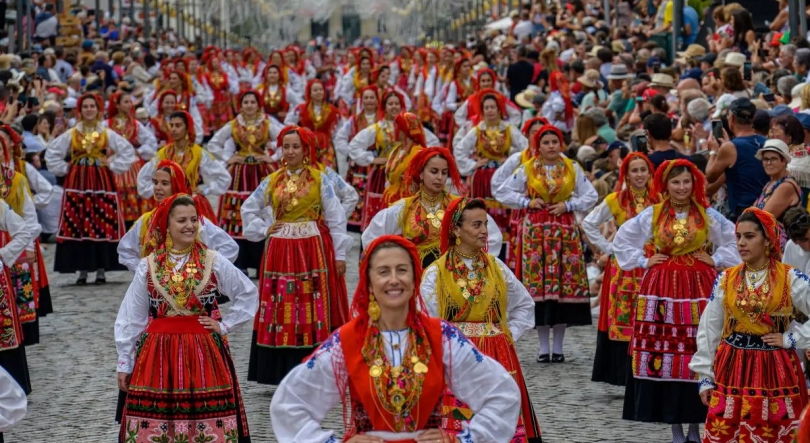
[339,49,375,114]
[285,46,317,81]
[255,50,303,97]
[0,127,55,320]
[335,85,382,230]
[0,199,35,426]
[493,124,597,362]
[151,72,205,145]
[613,159,740,443]
[258,63,302,122]
[582,152,660,387]
[381,112,428,206]
[270,235,522,443]
[363,148,502,267]
[414,48,439,129]
[115,194,257,443]
[364,65,412,114]
[454,69,523,133]
[420,197,541,443]
[691,208,810,443]
[45,93,137,285]
[241,48,266,89]
[284,79,342,169]
[207,90,283,273]
[490,116,548,272]
[390,45,416,93]
[186,57,214,138]
[146,89,179,147]
[434,57,474,147]
[137,111,230,207]
[455,89,529,253]
[543,71,575,136]
[346,91,408,229]
[104,91,158,229]
[241,125,352,385]
[202,51,239,134]
[118,159,237,273]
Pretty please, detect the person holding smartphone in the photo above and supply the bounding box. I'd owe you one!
[643,113,692,170]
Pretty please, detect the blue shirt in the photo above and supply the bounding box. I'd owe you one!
[683,7,699,45]
[22,131,45,154]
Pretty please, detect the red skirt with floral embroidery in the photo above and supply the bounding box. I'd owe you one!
[360,164,386,231]
[115,158,152,223]
[119,316,250,443]
[703,336,807,443]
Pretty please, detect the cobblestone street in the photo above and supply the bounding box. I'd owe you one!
[6,236,676,442]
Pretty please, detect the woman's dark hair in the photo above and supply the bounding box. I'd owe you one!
[666,165,693,182]
[169,194,196,215]
[377,65,390,75]
[650,94,669,113]
[784,207,810,241]
[240,91,260,105]
[730,9,755,46]
[736,210,767,237]
[454,198,488,226]
[169,111,189,128]
[772,114,805,146]
[38,111,55,132]
[722,67,745,92]
[480,93,499,108]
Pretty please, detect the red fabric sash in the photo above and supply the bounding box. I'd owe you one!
[341,316,445,434]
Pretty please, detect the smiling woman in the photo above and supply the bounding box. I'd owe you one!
[753,139,802,250]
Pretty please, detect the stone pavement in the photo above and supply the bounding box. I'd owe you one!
[6,235,676,442]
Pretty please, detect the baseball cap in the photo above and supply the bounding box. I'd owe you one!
[697,53,717,65]
[729,98,756,121]
[796,113,810,131]
[769,105,794,118]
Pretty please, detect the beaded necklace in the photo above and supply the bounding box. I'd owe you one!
[734,263,772,324]
[420,191,445,228]
[154,243,205,309]
[445,248,487,304]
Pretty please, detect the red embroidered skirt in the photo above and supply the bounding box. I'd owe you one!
[345,162,370,230]
[57,161,124,241]
[115,158,151,223]
[469,165,510,243]
[218,160,275,239]
[441,323,542,443]
[703,334,807,443]
[360,164,386,231]
[118,316,250,443]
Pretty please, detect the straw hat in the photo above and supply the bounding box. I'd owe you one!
[516,85,542,108]
[650,73,675,89]
[578,69,603,89]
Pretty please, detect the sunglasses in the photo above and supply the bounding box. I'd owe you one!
[789,213,810,233]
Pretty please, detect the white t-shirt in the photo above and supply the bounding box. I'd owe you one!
[513,20,534,39]
[784,240,810,275]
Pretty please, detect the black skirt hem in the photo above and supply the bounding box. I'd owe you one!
[36,285,53,317]
[534,300,592,327]
[0,346,31,395]
[591,330,629,386]
[622,363,707,424]
[54,240,126,273]
[233,239,265,273]
[247,330,315,385]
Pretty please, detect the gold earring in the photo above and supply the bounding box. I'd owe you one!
[455,237,461,246]
[368,294,381,322]
[165,229,174,249]
[766,249,771,258]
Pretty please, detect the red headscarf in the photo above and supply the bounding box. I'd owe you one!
[77,93,104,120]
[172,110,196,145]
[549,71,574,124]
[304,79,326,103]
[372,65,390,85]
[263,63,288,86]
[405,147,464,195]
[154,159,217,221]
[394,112,427,147]
[653,159,709,208]
[277,125,318,166]
[453,57,470,80]
[107,91,130,118]
[530,124,565,155]
[236,89,264,113]
[521,117,550,157]
[156,89,179,116]
[474,68,497,91]
[738,207,782,261]
[615,152,660,211]
[0,125,22,164]
[439,197,488,253]
[144,193,207,253]
[468,88,507,126]
[379,89,406,116]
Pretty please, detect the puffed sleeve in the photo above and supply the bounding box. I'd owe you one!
[206,122,234,162]
[20,192,41,251]
[490,152,523,194]
[286,88,303,108]
[24,162,54,209]
[582,200,615,256]
[567,163,598,212]
[394,86,412,110]
[334,118,353,157]
[200,216,239,263]
[213,252,259,335]
[144,89,158,116]
[117,215,145,272]
[442,322,521,442]
[445,82,460,112]
[0,201,32,265]
[241,177,275,242]
[0,366,27,432]
[493,164,530,209]
[283,106,302,126]
[324,167,359,218]
[137,156,158,198]
[389,62,400,86]
[197,150,232,197]
[453,127,480,177]
[431,84,446,115]
[320,175,352,261]
[783,269,810,350]
[613,207,655,271]
[188,102,204,145]
[269,331,345,443]
[361,199,406,250]
[496,258,535,341]
[106,129,137,175]
[689,272,726,392]
[506,102,523,126]
[44,129,73,177]
[425,68,437,99]
[509,125,529,155]
[486,214,503,256]
[706,207,743,268]
[347,125,377,167]
[424,127,440,147]
[136,121,158,161]
[114,258,151,373]
[420,263,441,317]
[454,101,469,128]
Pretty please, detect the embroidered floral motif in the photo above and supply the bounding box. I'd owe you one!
[441,321,483,363]
[307,330,341,369]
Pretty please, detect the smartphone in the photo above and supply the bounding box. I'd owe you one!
[652,61,661,73]
[712,120,724,140]
[631,134,648,153]
[763,93,775,102]
[743,62,752,81]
